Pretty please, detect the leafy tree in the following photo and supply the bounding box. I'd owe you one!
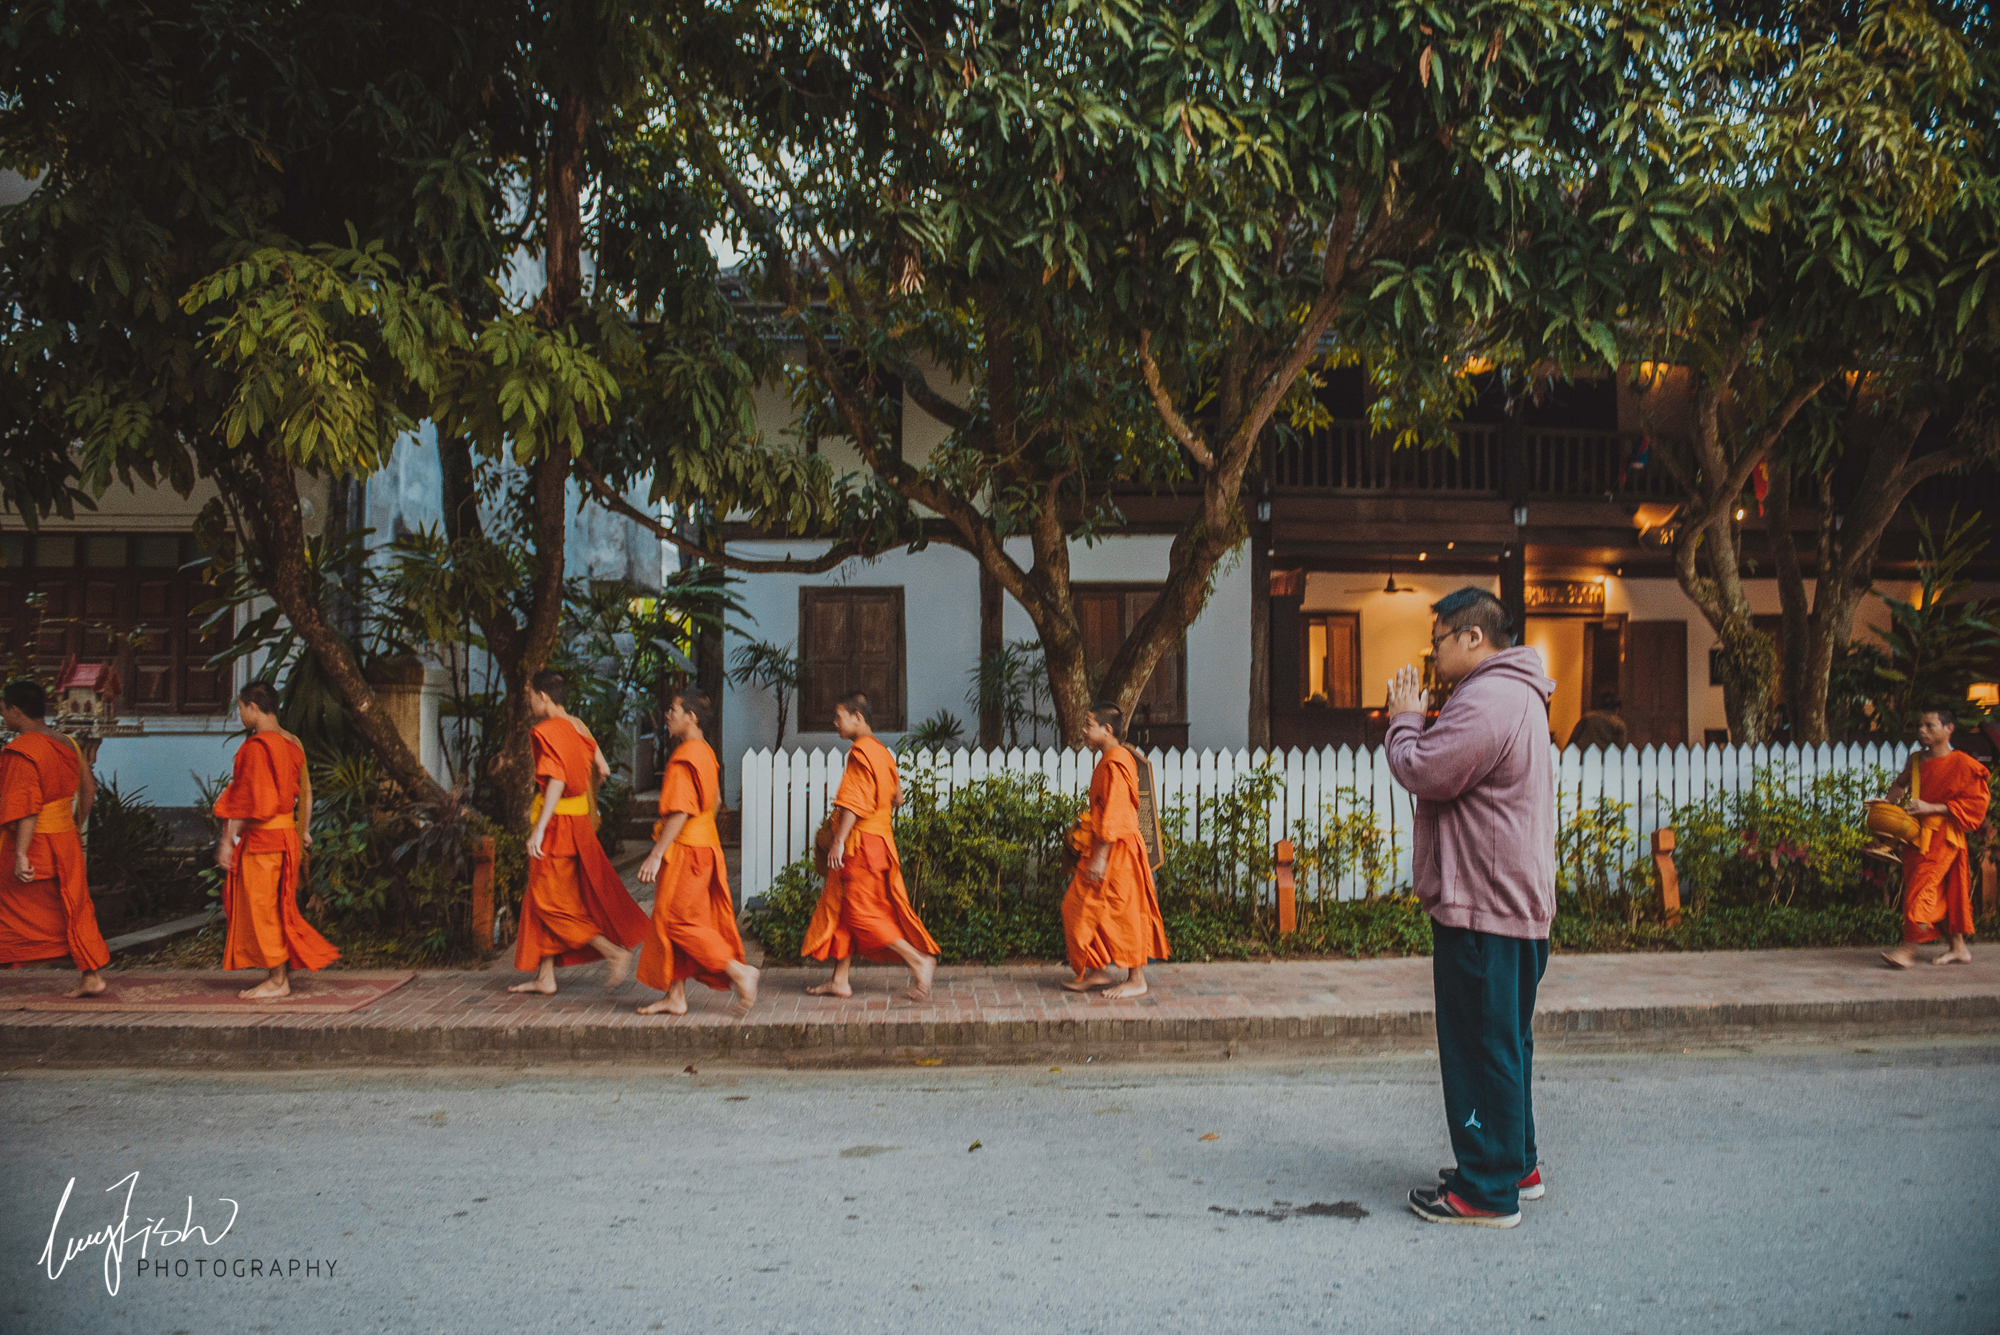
[1594,0,1995,743]
[1,1,823,826]
[635,0,1649,742]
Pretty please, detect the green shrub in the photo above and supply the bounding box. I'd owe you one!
[1666,764,1895,913]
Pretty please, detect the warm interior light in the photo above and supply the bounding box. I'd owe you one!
[1446,541,1455,550]
[1418,552,1427,561]
[1969,682,2000,708]
[1734,508,1746,520]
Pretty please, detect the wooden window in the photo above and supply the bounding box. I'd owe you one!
[799,587,906,731]
[0,532,226,715]
[1075,585,1186,725]
[1300,612,1360,707]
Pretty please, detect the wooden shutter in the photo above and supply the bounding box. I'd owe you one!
[800,591,853,730]
[799,588,906,731]
[849,591,904,729]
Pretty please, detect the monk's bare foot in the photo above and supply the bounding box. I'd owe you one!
[1061,969,1115,992]
[1101,977,1149,999]
[1932,945,1973,965]
[1880,946,1918,970]
[67,974,107,999]
[805,979,852,998]
[904,955,936,1002]
[729,966,760,1016]
[602,944,635,992]
[636,994,687,1016]
[507,977,558,995]
[238,978,291,1000]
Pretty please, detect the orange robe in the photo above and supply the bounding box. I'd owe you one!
[635,738,746,992]
[802,735,939,963]
[214,731,340,972]
[1061,745,1170,972]
[1900,749,1990,943]
[514,717,648,970]
[0,731,109,971]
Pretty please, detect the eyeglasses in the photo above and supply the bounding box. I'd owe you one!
[1430,626,1473,649]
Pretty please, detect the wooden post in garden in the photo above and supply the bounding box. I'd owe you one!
[1274,839,1296,936]
[471,835,496,951]
[1652,827,1680,928]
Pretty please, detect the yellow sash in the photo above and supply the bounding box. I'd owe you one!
[253,813,295,832]
[1915,813,1963,856]
[529,792,592,823]
[36,797,76,835]
[664,806,723,852]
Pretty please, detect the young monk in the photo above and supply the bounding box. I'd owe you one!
[634,687,758,1016]
[214,682,339,999]
[1060,702,1170,999]
[509,670,648,995]
[0,679,109,997]
[1882,705,1990,969]
[801,692,938,1001]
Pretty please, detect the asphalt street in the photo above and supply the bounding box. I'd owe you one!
[5,1041,1996,1335]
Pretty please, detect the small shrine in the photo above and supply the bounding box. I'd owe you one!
[55,658,124,726]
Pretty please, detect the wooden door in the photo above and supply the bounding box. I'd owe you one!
[1622,620,1687,746]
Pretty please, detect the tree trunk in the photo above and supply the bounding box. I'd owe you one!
[249,446,446,801]
[1767,403,1950,743]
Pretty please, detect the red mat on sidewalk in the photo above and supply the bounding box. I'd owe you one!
[0,970,416,1013]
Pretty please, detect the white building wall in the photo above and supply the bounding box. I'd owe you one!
[720,533,1254,804]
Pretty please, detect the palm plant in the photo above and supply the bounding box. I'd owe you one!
[728,638,802,749]
[1869,510,2000,735]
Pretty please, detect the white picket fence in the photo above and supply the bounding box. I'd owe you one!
[736,741,1907,904]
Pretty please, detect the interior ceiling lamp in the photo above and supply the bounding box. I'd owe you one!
[1969,682,2000,708]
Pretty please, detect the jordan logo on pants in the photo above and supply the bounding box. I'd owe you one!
[1464,1109,1482,1130]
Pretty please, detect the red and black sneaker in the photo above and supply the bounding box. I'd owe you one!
[1438,1163,1545,1201]
[1407,1185,1522,1228]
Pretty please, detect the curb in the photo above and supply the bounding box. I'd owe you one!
[4,994,1994,1070]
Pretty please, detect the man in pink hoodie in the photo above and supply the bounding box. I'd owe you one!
[1385,587,1557,1229]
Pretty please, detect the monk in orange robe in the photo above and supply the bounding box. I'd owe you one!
[1060,702,1169,999]
[801,691,938,1001]
[634,687,758,1015]
[508,670,648,995]
[0,679,108,997]
[213,682,340,998]
[1882,707,1990,968]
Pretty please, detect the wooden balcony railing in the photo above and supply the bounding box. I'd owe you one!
[1270,421,1681,501]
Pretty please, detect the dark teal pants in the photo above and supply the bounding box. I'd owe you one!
[1432,920,1549,1214]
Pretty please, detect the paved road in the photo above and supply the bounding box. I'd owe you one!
[5,1041,1996,1334]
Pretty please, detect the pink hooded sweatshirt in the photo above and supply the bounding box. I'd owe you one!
[1384,645,1557,940]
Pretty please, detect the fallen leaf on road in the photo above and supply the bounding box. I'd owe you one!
[1200,1133,1219,1141]
[914,1057,942,1066]
[1049,1067,1061,1074]
[968,1140,983,1152]
[683,1064,698,1075]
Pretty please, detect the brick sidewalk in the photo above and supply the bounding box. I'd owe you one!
[2,947,1994,1068]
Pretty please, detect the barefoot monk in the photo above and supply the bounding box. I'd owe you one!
[1882,705,1989,970]
[508,670,647,996]
[802,692,938,1002]
[214,682,339,999]
[0,679,109,998]
[1059,703,1169,1000]
[634,687,758,1016]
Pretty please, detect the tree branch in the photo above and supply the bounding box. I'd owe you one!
[574,458,866,574]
